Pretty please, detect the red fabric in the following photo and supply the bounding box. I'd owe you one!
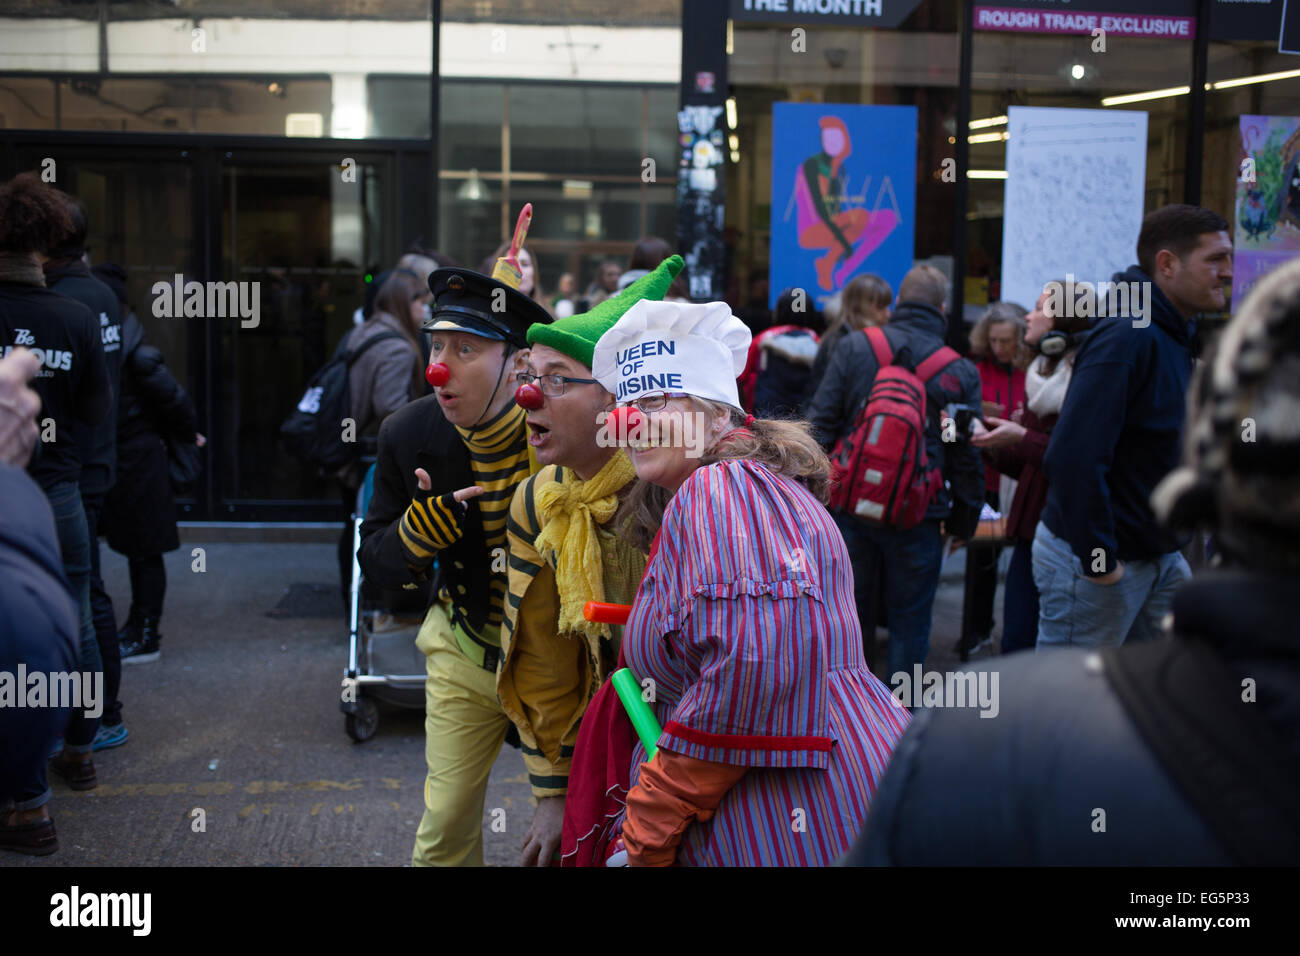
[987,405,1056,542]
[974,357,1026,492]
[662,721,834,753]
[559,527,665,867]
[864,326,893,366]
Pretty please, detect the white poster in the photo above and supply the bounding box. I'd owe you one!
[1000,106,1148,312]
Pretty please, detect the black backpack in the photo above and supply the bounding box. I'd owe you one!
[280,329,404,472]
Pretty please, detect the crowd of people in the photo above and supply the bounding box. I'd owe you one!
[4,174,1297,866]
[0,173,199,854]
[350,199,1295,867]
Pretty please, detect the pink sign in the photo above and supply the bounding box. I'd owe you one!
[974,6,1194,38]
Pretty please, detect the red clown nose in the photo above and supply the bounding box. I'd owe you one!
[514,382,545,410]
[425,362,450,388]
[607,405,643,442]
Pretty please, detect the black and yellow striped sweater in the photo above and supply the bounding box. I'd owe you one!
[398,402,533,638]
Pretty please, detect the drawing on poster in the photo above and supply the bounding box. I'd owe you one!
[1000,107,1147,312]
[1234,115,1300,305]
[770,103,916,309]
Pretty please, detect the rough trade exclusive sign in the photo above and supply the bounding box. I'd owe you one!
[974,4,1194,38]
[729,0,925,29]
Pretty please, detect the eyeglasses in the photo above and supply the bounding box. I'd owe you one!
[515,371,601,397]
[609,392,689,413]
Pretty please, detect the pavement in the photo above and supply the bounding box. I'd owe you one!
[3,537,996,868]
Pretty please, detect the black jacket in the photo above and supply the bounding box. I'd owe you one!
[803,323,849,411]
[1041,266,1194,575]
[806,301,985,536]
[101,311,196,558]
[45,259,124,497]
[116,311,196,449]
[358,394,495,634]
[846,569,1300,865]
[0,276,111,490]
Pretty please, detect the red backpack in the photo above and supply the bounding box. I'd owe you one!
[827,326,961,529]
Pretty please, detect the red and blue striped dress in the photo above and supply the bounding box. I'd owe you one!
[620,458,910,865]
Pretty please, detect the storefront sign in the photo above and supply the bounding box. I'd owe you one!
[768,102,916,310]
[1000,106,1148,313]
[974,0,1286,41]
[974,6,1194,38]
[1234,115,1300,303]
[728,0,924,30]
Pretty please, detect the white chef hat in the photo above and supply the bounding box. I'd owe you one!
[591,299,752,409]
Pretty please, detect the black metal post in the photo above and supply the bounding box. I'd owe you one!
[953,0,973,330]
[430,0,442,247]
[1186,0,1212,205]
[678,0,729,301]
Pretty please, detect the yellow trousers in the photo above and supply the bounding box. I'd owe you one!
[410,604,510,867]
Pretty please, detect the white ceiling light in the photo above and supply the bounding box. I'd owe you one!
[1212,67,1300,90]
[1101,85,1191,106]
[457,168,488,202]
[969,115,1008,130]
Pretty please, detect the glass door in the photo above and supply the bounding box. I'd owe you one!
[215,151,392,517]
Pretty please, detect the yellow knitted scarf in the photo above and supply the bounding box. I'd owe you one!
[533,450,638,639]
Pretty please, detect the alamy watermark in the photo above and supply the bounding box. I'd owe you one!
[594,409,712,459]
[1044,274,1150,329]
[890,665,999,718]
[0,665,102,718]
[151,274,260,328]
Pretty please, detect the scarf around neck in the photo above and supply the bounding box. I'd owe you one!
[533,449,638,639]
[0,254,45,286]
[1026,354,1073,418]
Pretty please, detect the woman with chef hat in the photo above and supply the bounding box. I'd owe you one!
[588,299,910,866]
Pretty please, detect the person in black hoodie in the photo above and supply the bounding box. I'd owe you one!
[0,172,111,793]
[844,255,1300,866]
[807,264,985,677]
[95,265,200,669]
[44,197,126,753]
[0,350,80,855]
[1033,205,1232,649]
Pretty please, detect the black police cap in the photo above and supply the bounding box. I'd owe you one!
[423,269,553,348]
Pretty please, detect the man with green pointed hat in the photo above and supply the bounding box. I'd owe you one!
[497,254,683,866]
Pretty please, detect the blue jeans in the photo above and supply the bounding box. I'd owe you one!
[46,481,103,751]
[1001,539,1039,654]
[833,514,945,680]
[1030,521,1191,650]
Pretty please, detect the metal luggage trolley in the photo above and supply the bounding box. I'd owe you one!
[340,462,429,742]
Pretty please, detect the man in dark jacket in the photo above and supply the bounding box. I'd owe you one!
[0,172,111,793]
[807,264,985,678]
[358,264,551,866]
[845,256,1300,866]
[1033,205,1232,649]
[44,197,125,751]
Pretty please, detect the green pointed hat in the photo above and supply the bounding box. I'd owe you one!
[526,254,683,369]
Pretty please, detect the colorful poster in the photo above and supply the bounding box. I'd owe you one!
[1234,115,1300,306]
[769,102,916,310]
